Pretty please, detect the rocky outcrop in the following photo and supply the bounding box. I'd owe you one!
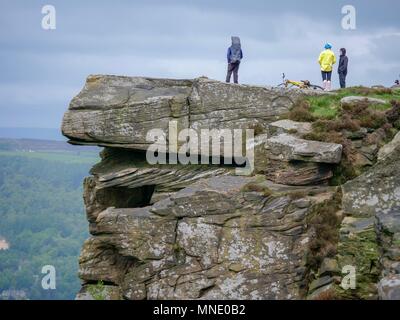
[342,144,400,218]
[79,171,338,300]
[378,275,400,300]
[266,120,312,137]
[378,131,400,161]
[263,160,333,186]
[62,75,303,155]
[265,134,342,164]
[261,133,341,186]
[308,135,400,300]
[63,75,400,300]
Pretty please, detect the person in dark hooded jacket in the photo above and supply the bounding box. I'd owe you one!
[338,48,349,88]
[226,36,243,84]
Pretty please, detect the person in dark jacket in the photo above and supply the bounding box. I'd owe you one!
[338,48,349,88]
[226,36,243,84]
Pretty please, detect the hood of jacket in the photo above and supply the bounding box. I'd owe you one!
[231,36,241,47]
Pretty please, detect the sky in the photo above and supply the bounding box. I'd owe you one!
[0,0,399,129]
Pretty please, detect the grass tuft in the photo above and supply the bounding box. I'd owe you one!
[241,182,273,197]
[288,100,316,122]
[307,190,342,270]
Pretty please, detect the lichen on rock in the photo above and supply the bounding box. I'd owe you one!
[62,76,400,300]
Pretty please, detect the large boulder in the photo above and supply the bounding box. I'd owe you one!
[63,75,400,301]
[378,275,400,300]
[341,96,387,107]
[378,131,400,161]
[267,120,312,137]
[342,143,400,218]
[82,148,233,225]
[79,175,337,300]
[265,134,342,164]
[252,131,340,186]
[334,138,400,299]
[264,160,333,186]
[62,75,303,157]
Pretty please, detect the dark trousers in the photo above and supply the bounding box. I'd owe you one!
[339,72,347,88]
[226,62,240,84]
[321,71,332,81]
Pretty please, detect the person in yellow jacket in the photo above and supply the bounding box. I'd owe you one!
[318,43,336,91]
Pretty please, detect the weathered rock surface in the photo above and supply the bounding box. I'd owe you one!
[267,120,312,137]
[79,174,337,300]
[265,134,342,164]
[336,216,379,299]
[319,258,340,277]
[342,144,400,218]
[249,127,339,186]
[378,275,400,300]
[62,75,303,156]
[378,131,400,161]
[91,148,233,193]
[330,137,400,299]
[308,276,334,293]
[264,160,333,186]
[341,96,387,107]
[61,75,400,300]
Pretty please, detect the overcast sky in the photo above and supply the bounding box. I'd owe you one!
[0,0,399,128]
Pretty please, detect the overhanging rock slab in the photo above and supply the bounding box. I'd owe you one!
[62,75,304,156]
[265,133,343,164]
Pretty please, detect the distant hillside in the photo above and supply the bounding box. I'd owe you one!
[0,128,64,141]
[0,149,99,300]
[0,138,99,153]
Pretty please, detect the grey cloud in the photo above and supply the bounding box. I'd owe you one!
[0,0,399,128]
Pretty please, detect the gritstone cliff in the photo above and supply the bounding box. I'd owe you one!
[62,75,400,300]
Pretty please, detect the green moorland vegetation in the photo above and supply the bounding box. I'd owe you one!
[0,149,99,300]
[307,86,400,119]
[286,86,400,185]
